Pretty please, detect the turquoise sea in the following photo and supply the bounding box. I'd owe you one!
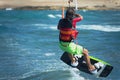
[0,9,120,80]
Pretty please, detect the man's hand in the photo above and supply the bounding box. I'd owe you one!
[74,14,83,20]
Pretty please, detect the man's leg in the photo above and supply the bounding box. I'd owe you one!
[68,53,78,67]
[82,48,96,71]
[68,53,75,63]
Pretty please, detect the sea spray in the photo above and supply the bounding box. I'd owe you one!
[69,68,88,80]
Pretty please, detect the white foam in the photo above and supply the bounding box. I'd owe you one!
[33,24,57,30]
[49,26,57,30]
[69,68,88,80]
[48,25,120,32]
[48,14,56,18]
[78,25,120,32]
[55,14,62,18]
[33,23,48,27]
[44,53,55,56]
[31,23,120,32]
[82,9,87,12]
[5,8,13,11]
[48,14,62,18]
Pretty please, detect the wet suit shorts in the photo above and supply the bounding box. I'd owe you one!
[59,41,83,55]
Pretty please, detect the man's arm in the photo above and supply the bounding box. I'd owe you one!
[74,14,83,20]
[62,7,64,19]
[72,14,83,28]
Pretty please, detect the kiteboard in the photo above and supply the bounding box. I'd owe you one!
[60,52,113,77]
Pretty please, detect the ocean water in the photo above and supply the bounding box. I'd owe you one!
[0,10,120,80]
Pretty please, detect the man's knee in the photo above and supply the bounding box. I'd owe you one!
[82,48,89,56]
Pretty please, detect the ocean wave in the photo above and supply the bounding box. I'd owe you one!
[69,68,87,80]
[56,14,62,18]
[48,14,61,18]
[20,70,71,80]
[35,24,120,32]
[4,69,87,80]
[78,25,120,32]
[32,23,48,27]
[48,14,56,18]
[28,23,120,32]
[44,53,55,56]
[5,8,13,11]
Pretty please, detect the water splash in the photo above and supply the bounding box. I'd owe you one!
[69,68,88,80]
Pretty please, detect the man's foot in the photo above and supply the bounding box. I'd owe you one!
[90,68,97,74]
[71,61,78,67]
[89,65,98,75]
[71,56,79,67]
[94,62,104,69]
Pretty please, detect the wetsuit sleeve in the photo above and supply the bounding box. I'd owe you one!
[72,17,82,28]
